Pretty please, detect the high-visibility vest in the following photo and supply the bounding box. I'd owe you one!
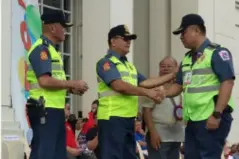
[182,45,234,121]
[26,38,66,109]
[97,55,138,120]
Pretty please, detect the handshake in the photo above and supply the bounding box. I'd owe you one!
[145,86,165,104]
[67,80,89,96]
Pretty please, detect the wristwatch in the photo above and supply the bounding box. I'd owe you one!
[212,111,221,119]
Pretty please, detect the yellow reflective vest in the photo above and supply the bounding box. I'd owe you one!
[182,45,234,121]
[26,38,66,109]
[97,55,138,120]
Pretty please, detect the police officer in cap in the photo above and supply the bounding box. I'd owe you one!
[96,24,177,159]
[26,9,88,159]
[165,13,235,159]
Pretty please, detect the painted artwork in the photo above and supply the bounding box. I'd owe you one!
[12,0,42,145]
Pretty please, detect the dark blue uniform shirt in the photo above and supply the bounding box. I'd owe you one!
[96,50,146,85]
[176,39,235,85]
[29,36,54,78]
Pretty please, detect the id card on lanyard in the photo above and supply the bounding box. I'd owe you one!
[170,96,183,121]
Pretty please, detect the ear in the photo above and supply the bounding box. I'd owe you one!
[111,38,116,47]
[50,24,56,33]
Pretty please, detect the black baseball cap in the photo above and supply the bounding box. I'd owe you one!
[173,14,204,35]
[41,9,73,28]
[108,25,137,41]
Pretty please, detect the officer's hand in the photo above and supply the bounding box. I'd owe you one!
[146,87,165,104]
[69,88,84,96]
[206,116,220,130]
[70,80,89,92]
[150,130,161,150]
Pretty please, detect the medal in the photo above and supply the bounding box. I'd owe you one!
[170,98,183,121]
[174,105,183,121]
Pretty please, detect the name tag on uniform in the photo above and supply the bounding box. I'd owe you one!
[184,72,192,84]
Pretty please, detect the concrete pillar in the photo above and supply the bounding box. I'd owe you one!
[149,0,170,76]
[81,0,134,117]
[133,0,149,77]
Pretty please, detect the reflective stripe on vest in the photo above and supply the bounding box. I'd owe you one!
[97,55,138,120]
[97,71,137,83]
[182,68,213,77]
[28,63,63,71]
[187,85,220,93]
[98,90,120,98]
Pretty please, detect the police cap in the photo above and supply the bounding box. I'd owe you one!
[173,14,204,35]
[41,9,73,28]
[108,25,137,41]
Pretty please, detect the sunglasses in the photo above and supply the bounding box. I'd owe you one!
[114,36,132,41]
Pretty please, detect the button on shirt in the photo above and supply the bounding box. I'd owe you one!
[176,39,235,85]
[96,50,146,86]
[29,36,54,78]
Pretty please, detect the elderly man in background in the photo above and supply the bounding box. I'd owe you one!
[143,56,185,159]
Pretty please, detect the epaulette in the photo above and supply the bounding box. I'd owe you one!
[105,54,112,59]
[207,43,220,50]
[42,38,49,47]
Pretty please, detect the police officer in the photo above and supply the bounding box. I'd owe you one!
[26,10,88,159]
[96,24,176,159]
[166,14,235,159]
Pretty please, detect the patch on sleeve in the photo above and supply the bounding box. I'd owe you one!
[103,61,111,71]
[218,50,230,61]
[40,51,48,60]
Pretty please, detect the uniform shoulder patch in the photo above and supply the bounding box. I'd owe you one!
[103,61,111,71]
[40,50,48,60]
[218,50,230,61]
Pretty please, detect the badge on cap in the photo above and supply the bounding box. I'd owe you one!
[124,25,129,33]
[219,50,230,61]
[40,51,48,60]
[103,62,110,71]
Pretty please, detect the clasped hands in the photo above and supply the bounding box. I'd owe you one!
[145,86,165,104]
[68,80,89,96]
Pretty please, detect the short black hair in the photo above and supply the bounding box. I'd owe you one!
[92,99,99,105]
[82,118,88,122]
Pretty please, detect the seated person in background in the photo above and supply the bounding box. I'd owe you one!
[85,113,100,159]
[65,104,81,158]
[81,100,98,134]
[231,144,239,159]
[135,119,148,156]
[75,118,87,140]
[77,118,89,154]
[68,114,77,135]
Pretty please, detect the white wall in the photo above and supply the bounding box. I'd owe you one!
[1,0,12,107]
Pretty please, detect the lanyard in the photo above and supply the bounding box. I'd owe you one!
[169,95,182,107]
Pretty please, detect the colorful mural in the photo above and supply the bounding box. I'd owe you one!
[13,0,42,144]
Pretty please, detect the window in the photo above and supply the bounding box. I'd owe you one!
[38,0,73,106]
[236,0,239,9]
[236,0,239,27]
